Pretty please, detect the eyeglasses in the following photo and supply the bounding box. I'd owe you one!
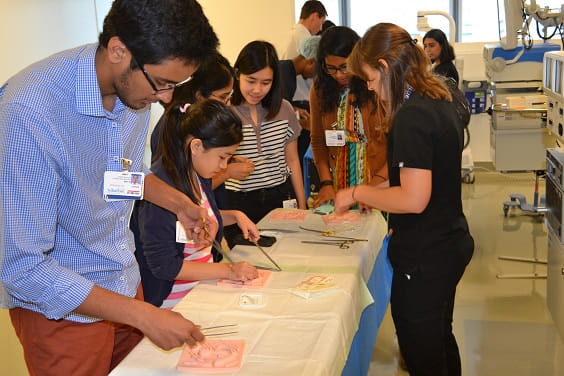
[130,53,193,95]
[324,63,348,75]
[209,89,234,104]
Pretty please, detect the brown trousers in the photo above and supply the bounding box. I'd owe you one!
[9,290,144,376]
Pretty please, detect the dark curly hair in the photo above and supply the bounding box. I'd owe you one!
[99,0,219,69]
[313,26,374,114]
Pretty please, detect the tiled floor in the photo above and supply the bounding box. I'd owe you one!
[368,163,564,375]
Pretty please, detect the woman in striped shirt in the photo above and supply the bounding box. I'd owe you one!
[224,41,306,246]
[131,100,259,309]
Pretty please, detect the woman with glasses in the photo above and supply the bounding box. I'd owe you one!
[309,26,388,209]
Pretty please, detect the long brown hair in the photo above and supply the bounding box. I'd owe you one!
[348,23,451,130]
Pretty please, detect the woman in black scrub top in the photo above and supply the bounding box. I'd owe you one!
[335,23,474,376]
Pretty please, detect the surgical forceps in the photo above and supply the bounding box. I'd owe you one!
[300,239,354,249]
[298,226,368,241]
[202,217,280,271]
[201,324,238,337]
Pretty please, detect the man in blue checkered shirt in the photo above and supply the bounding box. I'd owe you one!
[0,1,220,374]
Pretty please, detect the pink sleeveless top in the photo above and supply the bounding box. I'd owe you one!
[160,180,216,309]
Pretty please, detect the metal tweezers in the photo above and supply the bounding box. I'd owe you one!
[252,241,282,271]
[258,228,299,233]
[201,324,238,337]
[202,217,280,271]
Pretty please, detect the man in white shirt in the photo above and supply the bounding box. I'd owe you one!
[281,1,327,60]
[281,1,327,110]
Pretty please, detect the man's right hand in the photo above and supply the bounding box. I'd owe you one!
[139,307,205,350]
[76,286,205,351]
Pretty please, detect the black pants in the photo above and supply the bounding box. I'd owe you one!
[224,180,294,248]
[292,100,311,173]
[390,259,468,376]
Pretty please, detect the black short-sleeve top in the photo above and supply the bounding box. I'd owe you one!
[387,92,473,273]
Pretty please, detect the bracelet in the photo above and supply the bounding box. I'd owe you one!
[352,186,358,201]
[319,180,333,188]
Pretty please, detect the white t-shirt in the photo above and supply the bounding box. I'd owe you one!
[280,23,313,102]
[281,23,311,59]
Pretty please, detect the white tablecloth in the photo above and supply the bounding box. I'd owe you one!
[110,210,387,376]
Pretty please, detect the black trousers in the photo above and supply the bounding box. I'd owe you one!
[390,259,468,376]
[292,100,311,173]
[224,180,294,248]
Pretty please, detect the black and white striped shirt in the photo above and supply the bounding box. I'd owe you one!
[227,100,301,192]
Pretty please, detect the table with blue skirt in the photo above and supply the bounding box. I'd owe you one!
[111,210,392,376]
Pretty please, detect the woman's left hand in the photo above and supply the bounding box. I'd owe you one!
[334,187,356,214]
[228,262,259,282]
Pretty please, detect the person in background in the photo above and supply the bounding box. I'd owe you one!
[225,40,305,246]
[151,52,236,155]
[0,1,219,375]
[337,22,474,375]
[281,0,327,59]
[131,100,259,309]
[317,19,336,35]
[149,52,254,213]
[423,28,459,85]
[280,1,327,145]
[309,26,388,209]
[278,35,321,168]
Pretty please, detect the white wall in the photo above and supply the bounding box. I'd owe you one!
[200,0,295,64]
[0,0,112,83]
[0,0,295,82]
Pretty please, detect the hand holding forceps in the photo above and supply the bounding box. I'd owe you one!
[202,217,281,271]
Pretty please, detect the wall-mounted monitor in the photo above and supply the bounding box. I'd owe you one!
[497,0,523,50]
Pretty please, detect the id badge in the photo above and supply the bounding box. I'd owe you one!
[103,171,145,201]
[176,221,195,244]
[325,130,346,147]
[283,198,298,209]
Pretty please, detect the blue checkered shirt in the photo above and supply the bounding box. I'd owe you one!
[0,44,151,322]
